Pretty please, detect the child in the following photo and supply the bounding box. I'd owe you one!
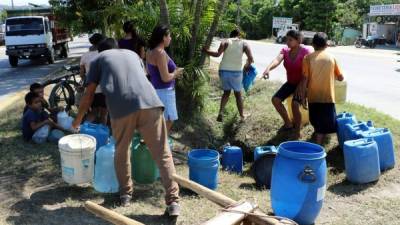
[24,83,62,121]
[302,32,344,145]
[22,92,66,144]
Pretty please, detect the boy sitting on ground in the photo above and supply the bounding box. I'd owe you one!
[301,32,344,145]
[24,83,63,121]
[22,92,66,144]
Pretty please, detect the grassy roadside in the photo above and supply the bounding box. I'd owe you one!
[0,62,399,225]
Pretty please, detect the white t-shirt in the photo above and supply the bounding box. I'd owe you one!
[80,50,101,93]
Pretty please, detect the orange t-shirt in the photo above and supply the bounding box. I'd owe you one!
[302,50,343,103]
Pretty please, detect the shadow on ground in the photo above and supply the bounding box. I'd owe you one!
[6,186,110,225]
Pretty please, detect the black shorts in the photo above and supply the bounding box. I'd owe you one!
[92,93,107,108]
[309,103,337,134]
[273,82,301,102]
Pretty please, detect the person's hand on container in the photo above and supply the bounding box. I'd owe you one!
[262,69,270,80]
[174,67,184,79]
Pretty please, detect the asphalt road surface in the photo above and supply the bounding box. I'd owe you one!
[211,40,400,120]
[0,35,91,104]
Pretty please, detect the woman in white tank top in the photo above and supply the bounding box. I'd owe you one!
[203,28,254,122]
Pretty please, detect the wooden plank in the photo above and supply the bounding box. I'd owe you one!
[84,201,144,225]
[172,174,285,225]
[202,201,256,225]
[172,174,236,207]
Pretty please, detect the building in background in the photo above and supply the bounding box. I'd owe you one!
[364,4,400,45]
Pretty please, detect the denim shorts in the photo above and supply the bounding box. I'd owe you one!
[219,70,243,92]
[156,88,178,121]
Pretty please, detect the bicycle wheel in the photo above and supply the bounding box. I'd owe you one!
[49,82,75,111]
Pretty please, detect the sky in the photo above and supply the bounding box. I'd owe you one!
[3,0,49,6]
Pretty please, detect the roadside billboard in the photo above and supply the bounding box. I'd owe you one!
[369,4,400,16]
[272,17,293,28]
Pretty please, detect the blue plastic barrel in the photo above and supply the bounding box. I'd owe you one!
[361,128,396,171]
[271,141,327,225]
[188,149,220,190]
[221,146,243,173]
[336,112,357,149]
[80,122,110,150]
[94,138,119,193]
[254,146,277,161]
[344,121,374,142]
[344,138,380,184]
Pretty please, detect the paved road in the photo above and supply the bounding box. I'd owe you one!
[0,36,90,104]
[211,40,400,119]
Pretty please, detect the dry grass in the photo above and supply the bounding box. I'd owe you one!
[0,62,399,225]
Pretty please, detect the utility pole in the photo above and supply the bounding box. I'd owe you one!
[11,0,14,9]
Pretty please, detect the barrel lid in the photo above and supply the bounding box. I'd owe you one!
[278,141,326,160]
[59,134,96,152]
[223,146,242,153]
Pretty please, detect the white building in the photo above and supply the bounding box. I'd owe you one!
[364,4,400,44]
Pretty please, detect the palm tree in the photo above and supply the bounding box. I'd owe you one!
[187,0,204,60]
[200,0,229,66]
[160,0,171,27]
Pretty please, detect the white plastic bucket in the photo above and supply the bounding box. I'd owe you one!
[58,134,96,185]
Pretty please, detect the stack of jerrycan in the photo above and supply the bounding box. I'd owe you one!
[344,121,374,142]
[80,122,110,150]
[336,112,357,149]
[360,128,396,171]
[343,138,380,184]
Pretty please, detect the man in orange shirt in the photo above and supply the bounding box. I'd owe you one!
[302,32,344,145]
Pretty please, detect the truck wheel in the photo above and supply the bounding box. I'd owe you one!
[47,49,55,64]
[61,44,68,58]
[9,56,18,67]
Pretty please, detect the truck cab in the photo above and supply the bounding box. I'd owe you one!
[5,16,56,67]
[276,24,299,43]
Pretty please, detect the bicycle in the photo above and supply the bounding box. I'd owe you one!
[43,64,82,112]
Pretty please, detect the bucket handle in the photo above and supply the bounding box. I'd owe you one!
[298,166,317,183]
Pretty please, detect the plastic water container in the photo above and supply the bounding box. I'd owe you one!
[271,141,327,225]
[80,122,110,150]
[58,134,96,184]
[254,146,277,161]
[286,95,309,126]
[93,138,119,193]
[361,128,396,171]
[344,121,374,142]
[336,112,357,149]
[57,110,73,130]
[221,146,243,173]
[343,138,380,184]
[334,80,347,104]
[253,150,277,189]
[131,137,159,184]
[188,149,219,190]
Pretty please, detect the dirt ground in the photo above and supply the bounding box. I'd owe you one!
[0,62,399,225]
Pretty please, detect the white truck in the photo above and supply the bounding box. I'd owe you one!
[276,23,316,45]
[5,7,70,67]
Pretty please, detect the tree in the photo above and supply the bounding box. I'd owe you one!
[0,10,7,23]
[159,0,171,27]
[200,0,229,65]
[187,0,204,59]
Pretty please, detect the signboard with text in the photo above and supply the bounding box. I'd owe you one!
[369,4,400,16]
[272,17,293,28]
